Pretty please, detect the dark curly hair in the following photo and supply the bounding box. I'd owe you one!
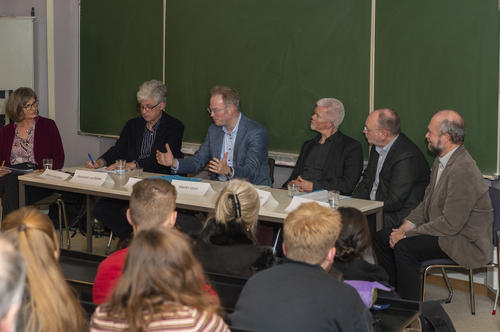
[335,207,371,262]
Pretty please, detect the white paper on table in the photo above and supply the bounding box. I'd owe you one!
[39,169,71,181]
[69,169,109,186]
[257,189,279,209]
[285,196,330,213]
[123,177,143,190]
[172,179,215,196]
[298,190,351,203]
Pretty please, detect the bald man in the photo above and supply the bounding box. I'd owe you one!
[353,108,429,229]
[374,110,493,300]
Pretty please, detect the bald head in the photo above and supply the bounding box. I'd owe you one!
[374,108,400,135]
[432,110,465,144]
[363,108,400,147]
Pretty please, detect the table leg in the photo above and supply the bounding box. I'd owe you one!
[86,195,92,253]
[376,208,383,231]
[19,182,26,207]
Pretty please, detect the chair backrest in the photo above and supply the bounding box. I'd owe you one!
[268,158,275,185]
[488,186,500,246]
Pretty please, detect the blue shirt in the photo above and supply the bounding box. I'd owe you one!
[370,135,399,200]
[218,113,242,181]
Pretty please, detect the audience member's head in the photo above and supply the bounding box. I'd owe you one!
[335,207,371,263]
[316,98,345,128]
[283,202,342,269]
[127,179,177,233]
[0,234,25,332]
[1,207,85,332]
[104,228,220,331]
[213,179,260,239]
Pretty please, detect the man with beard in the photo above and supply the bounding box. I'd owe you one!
[373,110,493,300]
[282,98,363,195]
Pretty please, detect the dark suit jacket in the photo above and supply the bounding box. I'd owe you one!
[177,114,271,186]
[406,145,493,269]
[352,133,430,228]
[100,112,184,173]
[283,131,363,195]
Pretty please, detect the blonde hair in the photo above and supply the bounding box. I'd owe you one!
[105,228,220,332]
[283,202,342,265]
[214,179,259,239]
[129,179,177,231]
[1,207,86,332]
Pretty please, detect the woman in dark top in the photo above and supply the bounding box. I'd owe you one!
[193,179,275,277]
[331,207,390,283]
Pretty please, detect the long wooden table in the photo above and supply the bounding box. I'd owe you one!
[18,168,383,252]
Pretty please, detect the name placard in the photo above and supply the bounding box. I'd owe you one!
[123,177,143,190]
[285,196,329,213]
[69,170,109,186]
[39,169,71,181]
[172,179,215,196]
[256,189,279,209]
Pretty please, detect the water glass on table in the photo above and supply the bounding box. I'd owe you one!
[328,190,340,209]
[116,159,126,174]
[43,158,53,170]
[287,183,300,197]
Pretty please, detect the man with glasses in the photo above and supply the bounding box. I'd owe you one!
[352,108,429,232]
[88,80,184,245]
[282,98,363,195]
[87,79,184,173]
[157,85,271,186]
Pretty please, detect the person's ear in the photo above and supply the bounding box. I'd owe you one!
[282,243,287,257]
[167,210,177,228]
[126,209,137,233]
[326,247,336,264]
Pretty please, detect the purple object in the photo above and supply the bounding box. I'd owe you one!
[344,280,391,308]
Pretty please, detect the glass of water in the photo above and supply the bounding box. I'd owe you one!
[328,190,340,209]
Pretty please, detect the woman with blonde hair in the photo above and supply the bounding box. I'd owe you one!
[1,207,86,332]
[90,228,229,332]
[193,179,275,277]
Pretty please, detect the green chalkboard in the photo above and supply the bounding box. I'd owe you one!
[375,0,499,174]
[80,0,164,135]
[80,0,499,173]
[164,0,371,153]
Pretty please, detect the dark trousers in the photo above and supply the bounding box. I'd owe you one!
[1,173,52,219]
[373,228,450,301]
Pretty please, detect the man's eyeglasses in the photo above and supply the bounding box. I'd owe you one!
[139,102,160,112]
[23,100,39,110]
[206,107,225,115]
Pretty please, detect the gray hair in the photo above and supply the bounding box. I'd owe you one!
[0,234,25,321]
[377,108,401,135]
[440,119,465,143]
[316,98,345,128]
[136,80,167,104]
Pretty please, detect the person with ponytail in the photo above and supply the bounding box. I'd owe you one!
[90,228,229,332]
[1,207,86,332]
[0,87,65,217]
[193,179,276,277]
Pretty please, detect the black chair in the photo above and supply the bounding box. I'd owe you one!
[420,187,500,315]
[268,158,275,185]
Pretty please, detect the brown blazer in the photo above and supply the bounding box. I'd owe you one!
[406,145,493,269]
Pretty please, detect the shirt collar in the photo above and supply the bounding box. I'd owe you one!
[147,113,163,132]
[439,146,459,169]
[315,130,339,144]
[375,134,399,156]
[223,113,242,135]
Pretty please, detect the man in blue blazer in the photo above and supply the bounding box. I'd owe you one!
[157,85,271,186]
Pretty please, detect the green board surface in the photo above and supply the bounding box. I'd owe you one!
[80,0,499,173]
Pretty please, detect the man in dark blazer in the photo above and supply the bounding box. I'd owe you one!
[89,80,184,242]
[352,108,429,229]
[375,110,493,300]
[157,85,271,186]
[87,80,184,171]
[282,98,363,195]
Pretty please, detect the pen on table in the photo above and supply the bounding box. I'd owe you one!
[88,153,96,168]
